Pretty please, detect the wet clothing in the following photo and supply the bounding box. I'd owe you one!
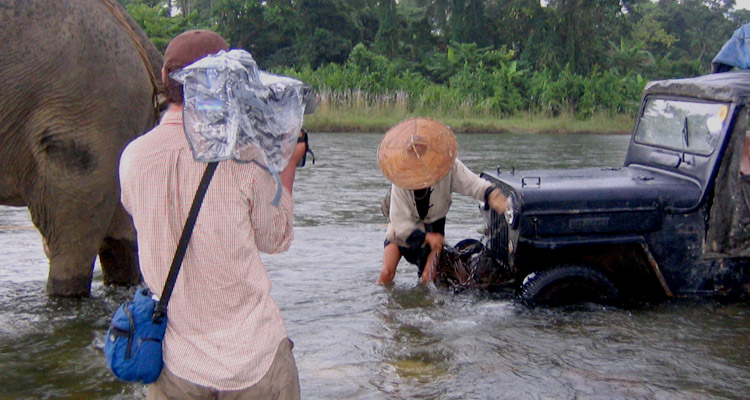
[147,339,300,400]
[385,159,494,247]
[384,218,446,275]
[120,109,295,391]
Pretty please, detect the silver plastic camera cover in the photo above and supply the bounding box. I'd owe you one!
[170,49,314,172]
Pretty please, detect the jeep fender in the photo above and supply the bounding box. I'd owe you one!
[519,236,673,299]
[519,264,620,305]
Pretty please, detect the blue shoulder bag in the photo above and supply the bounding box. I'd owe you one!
[104,162,218,384]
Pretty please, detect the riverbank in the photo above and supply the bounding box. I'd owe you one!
[302,109,636,135]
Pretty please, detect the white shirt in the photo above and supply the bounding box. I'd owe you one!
[386,159,492,246]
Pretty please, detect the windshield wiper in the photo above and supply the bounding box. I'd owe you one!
[681,117,692,166]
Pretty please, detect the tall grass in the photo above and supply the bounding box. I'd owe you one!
[280,45,645,134]
[303,88,635,134]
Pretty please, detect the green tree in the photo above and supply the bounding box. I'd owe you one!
[631,6,678,57]
[647,0,737,72]
[391,2,441,66]
[607,38,654,75]
[212,0,301,68]
[295,0,361,67]
[173,0,218,20]
[354,3,380,50]
[449,0,490,46]
[123,0,197,52]
[484,0,545,53]
[544,0,626,75]
[374,0,401,58]
[729,9,750,27]
[119,0,163,6]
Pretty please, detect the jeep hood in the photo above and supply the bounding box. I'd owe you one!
[481,166,702,236]
[483,166,701,212]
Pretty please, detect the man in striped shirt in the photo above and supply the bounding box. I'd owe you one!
[119,30,306,400]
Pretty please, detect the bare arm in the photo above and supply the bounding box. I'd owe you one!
[279,133,309,193]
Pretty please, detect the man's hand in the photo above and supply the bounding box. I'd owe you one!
[488,188,507,214]
[424,232,444,252]
[289,140,307,167]
[279,133,308,193]
[421,232,445,285]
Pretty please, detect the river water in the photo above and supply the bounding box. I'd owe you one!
[1,132,748,400]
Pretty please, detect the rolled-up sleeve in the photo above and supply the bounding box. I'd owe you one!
[119,145,134,215]
[450,159,492,201]
[239,165,295,254]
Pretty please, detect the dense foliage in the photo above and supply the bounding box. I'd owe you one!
[119,0,750,119]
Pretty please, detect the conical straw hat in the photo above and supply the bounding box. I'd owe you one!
[377,117,457,190]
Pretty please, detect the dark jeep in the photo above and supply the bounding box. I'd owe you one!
[476,71,750,304]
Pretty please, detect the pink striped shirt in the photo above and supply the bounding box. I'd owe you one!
[119,109,292,390]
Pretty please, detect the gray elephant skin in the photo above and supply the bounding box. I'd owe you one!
[0,0,164,296]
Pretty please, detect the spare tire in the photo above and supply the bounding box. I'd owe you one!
[454,238,483,263]
[519,265,620,306]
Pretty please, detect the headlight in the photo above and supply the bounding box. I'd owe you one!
[504,195,515,226]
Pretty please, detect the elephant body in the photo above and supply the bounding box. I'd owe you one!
[0,0,163,296]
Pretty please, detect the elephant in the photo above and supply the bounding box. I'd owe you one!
[0,0,164,296]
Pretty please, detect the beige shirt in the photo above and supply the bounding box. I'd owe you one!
[119,109,292,390]
[386,159,492,246]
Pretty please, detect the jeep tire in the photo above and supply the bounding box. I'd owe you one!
[519,265,620,305]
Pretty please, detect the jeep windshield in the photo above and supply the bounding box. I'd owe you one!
[634,98,729,156]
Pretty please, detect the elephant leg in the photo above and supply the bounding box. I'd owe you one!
[43,232,99,297]
[29,187,110,297]
[98,201,141,286]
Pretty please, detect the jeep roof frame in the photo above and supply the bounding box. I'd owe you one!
[643,70,750,104]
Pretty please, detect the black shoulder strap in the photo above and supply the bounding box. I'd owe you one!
[153,161,218,323]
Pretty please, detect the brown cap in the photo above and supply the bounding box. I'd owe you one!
[164,29,229,73]
[377,117,457,190]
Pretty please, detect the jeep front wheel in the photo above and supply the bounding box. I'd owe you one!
[519,265,620,305]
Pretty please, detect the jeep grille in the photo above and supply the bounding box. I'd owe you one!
[486,209,511,273]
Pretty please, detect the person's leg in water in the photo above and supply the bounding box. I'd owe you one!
[420,232,445,285]
[378,242,402,284]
